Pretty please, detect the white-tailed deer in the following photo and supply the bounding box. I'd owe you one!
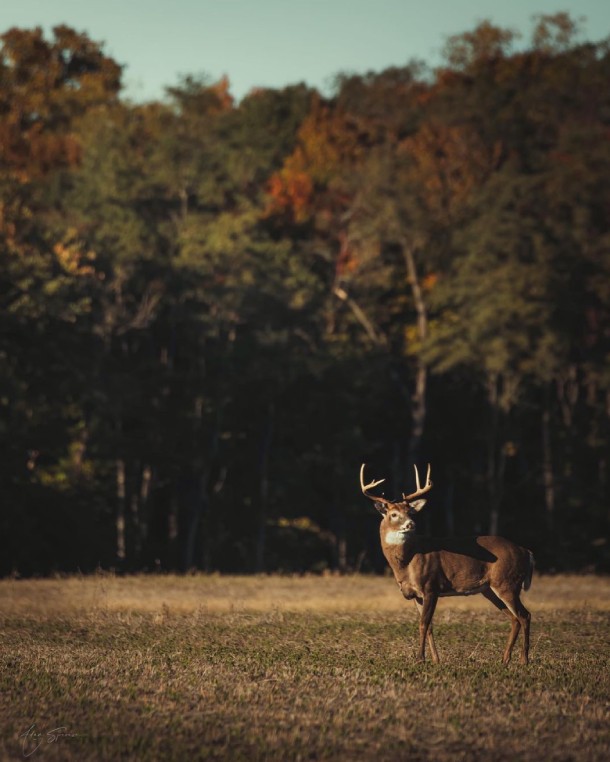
[360,464,534,664]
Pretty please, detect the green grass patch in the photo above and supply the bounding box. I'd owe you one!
[1,575,609,760]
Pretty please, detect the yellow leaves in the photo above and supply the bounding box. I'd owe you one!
[53,232,98,277]
[403,323,420,354]
[274,516,331,540]
[294,103,362,183]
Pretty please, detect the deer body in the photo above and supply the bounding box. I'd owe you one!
[362,464,534,664]
[382,534,532,601]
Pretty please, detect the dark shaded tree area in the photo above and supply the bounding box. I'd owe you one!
[2,16,609,576]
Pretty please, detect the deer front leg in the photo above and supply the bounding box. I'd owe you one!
[416,594,438,663]
[414,599,440,663]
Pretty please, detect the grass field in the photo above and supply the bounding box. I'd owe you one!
[1,573,609,761]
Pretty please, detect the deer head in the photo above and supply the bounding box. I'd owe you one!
[359,463,432,542]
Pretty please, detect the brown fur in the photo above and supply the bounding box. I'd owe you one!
[378,503,534,665]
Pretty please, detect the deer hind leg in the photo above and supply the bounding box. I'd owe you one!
[415,595,439,663]
[482,588,520,664]
[514,596,531,665]
[489,586,531,665]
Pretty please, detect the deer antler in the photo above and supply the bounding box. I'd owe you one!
[359,464,395,507]
[402,463,433,501]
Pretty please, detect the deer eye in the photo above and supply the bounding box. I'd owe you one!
[390,512,399,520]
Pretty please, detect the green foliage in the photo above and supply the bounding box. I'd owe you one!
[1,18,610,576]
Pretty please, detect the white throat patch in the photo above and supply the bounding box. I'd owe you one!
[384,530,408,545]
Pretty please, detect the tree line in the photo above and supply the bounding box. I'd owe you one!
[1,14,609,576]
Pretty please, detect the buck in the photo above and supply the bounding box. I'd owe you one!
[360,463,534,664]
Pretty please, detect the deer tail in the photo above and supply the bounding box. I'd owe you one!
[523,550,535,591]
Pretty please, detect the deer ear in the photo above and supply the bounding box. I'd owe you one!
[410,499,427,512]
[374,501,388,516]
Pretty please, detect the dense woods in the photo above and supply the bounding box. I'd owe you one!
[2,15,609,576]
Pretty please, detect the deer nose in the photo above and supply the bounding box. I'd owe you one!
[401,519,415,532]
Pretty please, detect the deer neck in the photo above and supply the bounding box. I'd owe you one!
[380,526,417,569]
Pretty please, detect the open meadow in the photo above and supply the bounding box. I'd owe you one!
[1,573,609,761]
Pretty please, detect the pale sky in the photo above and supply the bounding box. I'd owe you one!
[2,1,610,102]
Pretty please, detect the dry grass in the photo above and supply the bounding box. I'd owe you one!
[1,573,609,761]
[3,571,610,615]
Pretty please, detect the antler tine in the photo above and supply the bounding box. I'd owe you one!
[360,464,393,505]
[403,463,433,501]
[414,463,421,492]
[413,463,432,492]
[359,464,385,491]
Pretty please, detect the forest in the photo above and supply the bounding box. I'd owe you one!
[1,14,609,576]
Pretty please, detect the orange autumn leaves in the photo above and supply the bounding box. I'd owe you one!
[0,26,120,182]
[267,97,501,228]
[401,123,503,222]
[266,100,363,223]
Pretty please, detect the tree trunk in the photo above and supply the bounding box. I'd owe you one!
[184,469,210,571]
[136,464,152,564]
[488,447,506,536]
[486,373,503,536]
[129,460,141,564]
[542,393,556,536]
[168,493,179,569]
[403,242,428,468]
[116,458,126,563]
[255,402,275,573]
[487,373,500,534]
